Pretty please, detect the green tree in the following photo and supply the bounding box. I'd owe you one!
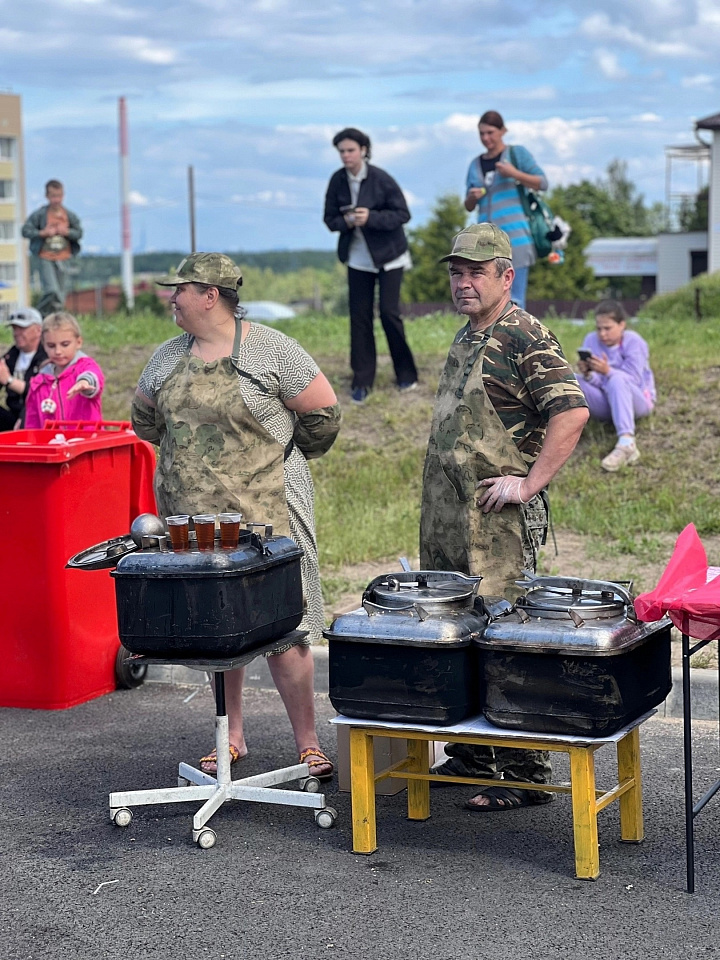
[553,160,664,238]
[403,194,468,303]
[678,185,709,232]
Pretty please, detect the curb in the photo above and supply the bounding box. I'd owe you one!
[146,652,718,722]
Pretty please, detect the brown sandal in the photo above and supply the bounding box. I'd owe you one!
[299,747,334,782]
[199,743,243,774]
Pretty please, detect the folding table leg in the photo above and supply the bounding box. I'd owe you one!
[682,631,695,894]
[349,728,377,854]
[617,727,644,842]
[569,746,600,880]
[406,737,430,822]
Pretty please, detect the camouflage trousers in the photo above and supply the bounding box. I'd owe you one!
[442,744,552,784]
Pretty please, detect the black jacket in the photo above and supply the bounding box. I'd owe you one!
[2,343,48,422]
[323,164,410,268]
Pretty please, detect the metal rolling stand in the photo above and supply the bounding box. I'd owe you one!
[681,618,720,892]
[109,632,337,848]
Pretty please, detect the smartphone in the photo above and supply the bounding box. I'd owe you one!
[340,205,356,214]
[577,349,592,361]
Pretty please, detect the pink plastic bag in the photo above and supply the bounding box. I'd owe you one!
[635,524,720,642]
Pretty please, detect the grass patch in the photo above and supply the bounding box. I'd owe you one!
[3,302,719,582]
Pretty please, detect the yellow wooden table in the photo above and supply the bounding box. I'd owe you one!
[332,712,653,880]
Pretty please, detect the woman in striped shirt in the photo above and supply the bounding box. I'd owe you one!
[464,110,547,310]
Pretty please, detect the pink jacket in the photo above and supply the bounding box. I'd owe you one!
[24,354,104,428]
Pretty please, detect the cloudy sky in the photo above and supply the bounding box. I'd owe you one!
[3,0,719,254]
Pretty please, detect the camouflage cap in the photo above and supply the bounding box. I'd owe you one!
[439,223,512,263]
[156,252,243,289]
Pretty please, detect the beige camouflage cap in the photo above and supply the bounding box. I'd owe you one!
[156,252,243,289]
[439,223,512,263]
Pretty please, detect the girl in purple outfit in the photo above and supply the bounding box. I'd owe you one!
[24,312,104,428]
[577,300,655,472]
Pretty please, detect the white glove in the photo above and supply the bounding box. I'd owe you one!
[476,475,529,513]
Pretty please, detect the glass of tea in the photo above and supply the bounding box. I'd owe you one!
[165,515,190,551]
[192,514,216,551]
[218,512,242,549]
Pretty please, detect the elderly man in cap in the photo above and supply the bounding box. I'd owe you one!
[0,307,48,430]
[421,224,588,810]
[132,253,341,780]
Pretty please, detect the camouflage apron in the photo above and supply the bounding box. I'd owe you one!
[421,308,552,784]
[419,308,547,601]
[153,319,291,535]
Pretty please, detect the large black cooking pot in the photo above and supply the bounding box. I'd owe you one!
[68,520,304,659]
[475,575,672,736]
[325,570,486,725]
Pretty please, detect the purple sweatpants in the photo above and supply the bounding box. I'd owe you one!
[578,372,654,437]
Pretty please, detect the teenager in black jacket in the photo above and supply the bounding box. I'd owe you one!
[324,127,418,404]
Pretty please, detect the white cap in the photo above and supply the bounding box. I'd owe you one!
[6,307,43,328]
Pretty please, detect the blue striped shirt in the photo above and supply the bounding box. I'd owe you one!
[465,144,548,269]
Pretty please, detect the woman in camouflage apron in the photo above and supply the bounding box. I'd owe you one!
[132,253,341,780]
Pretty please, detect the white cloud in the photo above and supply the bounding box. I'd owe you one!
[699,0,720,26]
[594,49,628,81]
[682,74,715,89]
[581,12,697,57]
[632,113,663,123]
[112,36,177,64]
[505,117,606,161]
[402,189,423,209]
[129,190,149,206]
[0,28,22,47]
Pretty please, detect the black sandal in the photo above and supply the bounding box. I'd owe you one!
[463,785,554,812]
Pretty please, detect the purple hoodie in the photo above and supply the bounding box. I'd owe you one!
[580,328,656,404]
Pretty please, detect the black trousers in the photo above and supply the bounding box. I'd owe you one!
[347,267,418,389]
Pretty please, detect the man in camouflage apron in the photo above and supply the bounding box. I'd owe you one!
[420,224,589,811]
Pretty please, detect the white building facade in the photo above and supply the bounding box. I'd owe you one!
[0,93,28,319]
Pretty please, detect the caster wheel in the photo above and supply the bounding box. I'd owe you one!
[113,807,133,828]
[115,646,147,690]
[197,828,217,849]
[300,776,321,794]
[315,807,337,829]
[178,777,190,787]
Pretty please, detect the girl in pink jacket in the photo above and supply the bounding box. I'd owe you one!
[24,312,104,428]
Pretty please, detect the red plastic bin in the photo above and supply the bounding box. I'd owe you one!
[0,422,156,709]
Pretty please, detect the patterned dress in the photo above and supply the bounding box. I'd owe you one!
[134,322,325,643]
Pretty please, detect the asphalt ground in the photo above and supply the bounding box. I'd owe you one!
[3,678,720,960]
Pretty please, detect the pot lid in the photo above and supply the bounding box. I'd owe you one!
[514,575,633,623]
[365,570,481,611]
[66,535,138,571]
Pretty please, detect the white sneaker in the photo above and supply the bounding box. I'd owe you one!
[601,442,640,472]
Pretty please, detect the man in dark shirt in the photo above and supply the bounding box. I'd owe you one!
[0,307,47,430]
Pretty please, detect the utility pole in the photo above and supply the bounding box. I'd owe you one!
[119,97,134,310]
[188,165,196,253]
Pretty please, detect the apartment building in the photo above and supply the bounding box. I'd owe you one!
[0,92,28,319]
